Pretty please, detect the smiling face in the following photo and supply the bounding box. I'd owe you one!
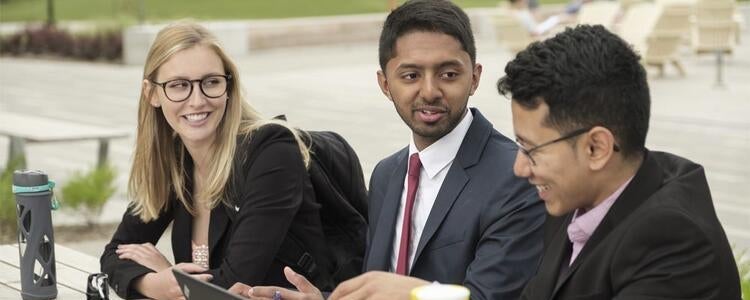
[511,100,595,216]
[377,31,482,150]
[146,44,228,149]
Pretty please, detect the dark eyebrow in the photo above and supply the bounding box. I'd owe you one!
[395,63,421,71]
[437,60,464,70]
[395,59,466,72]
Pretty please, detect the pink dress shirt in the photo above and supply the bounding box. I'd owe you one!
[567,177,634,265]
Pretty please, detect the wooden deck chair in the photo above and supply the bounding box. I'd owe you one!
[692,20,736,86]
[643,32,685,76]
[654,0,693,40]
[619,0,647,13]
[577,1,620,30]
[617,2,661,55]
[620,3,685,77]
[696,0,743,45]
[493,9,536,54]
[692,0,736,86]
[645,0,693,76]
[692,0,736,55]
[694,0,735,23]
[693,20,736,55]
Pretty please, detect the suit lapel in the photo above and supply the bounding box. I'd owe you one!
[173,156,231,266]
[366,150,408,271]
[172,201,193,263]
[412,165,468,264]
[534,215,573,300]
[552,151,663,297]
[412,109,491,269]
[208,204,229,259]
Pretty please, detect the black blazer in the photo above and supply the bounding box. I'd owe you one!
[521,151,741,300]
[101,124,333,299]
[364,108,546,300]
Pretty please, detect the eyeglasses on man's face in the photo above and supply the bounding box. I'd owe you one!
[516,127,594,166]
[151,74,232,102]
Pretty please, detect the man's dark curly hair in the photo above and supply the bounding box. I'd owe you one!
[497,25,650,158]
[379,0,476,71]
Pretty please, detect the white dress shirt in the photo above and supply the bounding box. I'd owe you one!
[390,109,474,272]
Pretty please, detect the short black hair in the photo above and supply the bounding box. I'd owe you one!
[379,0,476,71]
[497,25,650,158]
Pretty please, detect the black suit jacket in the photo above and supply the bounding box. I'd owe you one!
[521,151,741,300]
[365,108,546,300]
[101,124,333,299]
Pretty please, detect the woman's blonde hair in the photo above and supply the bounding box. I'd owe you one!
[129,21,309,222]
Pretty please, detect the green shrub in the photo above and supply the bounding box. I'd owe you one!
[0,157,26,240]
[738,249,750,300]
[0,26,123,62]
[60,163,116,226]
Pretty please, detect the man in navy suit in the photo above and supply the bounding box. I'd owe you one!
[235,1,546,299]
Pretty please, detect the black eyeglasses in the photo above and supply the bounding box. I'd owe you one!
[151,74,232,102]
[517,127,603,166]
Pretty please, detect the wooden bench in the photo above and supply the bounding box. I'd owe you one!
[0,112,130,169]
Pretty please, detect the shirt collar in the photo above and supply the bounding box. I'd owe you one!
[567,176,634,244]
[409,109,473,179]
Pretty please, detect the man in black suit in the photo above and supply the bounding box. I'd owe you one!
[236,1,546,299]
[498,25,741,299]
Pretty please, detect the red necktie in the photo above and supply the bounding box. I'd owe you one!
[396,153,421,275]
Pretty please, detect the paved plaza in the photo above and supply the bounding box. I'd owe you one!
[1,27,749,258]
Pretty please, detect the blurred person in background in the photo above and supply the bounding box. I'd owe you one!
[507,0,566,36]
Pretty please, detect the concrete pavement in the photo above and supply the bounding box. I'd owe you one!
[1,27,749,259]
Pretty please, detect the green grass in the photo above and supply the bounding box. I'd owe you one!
[0,157,24,239]
[0,0,566,23]
[738,250,750,300]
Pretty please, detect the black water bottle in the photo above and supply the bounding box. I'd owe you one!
[13,170,57,300]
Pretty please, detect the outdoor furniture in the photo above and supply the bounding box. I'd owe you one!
[695,0,735,23]
[644,32,686,76]
[0,112,130,169]
[0,243,124,299]
[692,0,737,86]
[577,1,620,30]
[654,0,694,40]
[618,2,688,77]
[617,2,661,54]
[619,0,648,13]
[640,0,694,76]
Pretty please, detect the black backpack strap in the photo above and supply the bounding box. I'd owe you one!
[277,234,319,279]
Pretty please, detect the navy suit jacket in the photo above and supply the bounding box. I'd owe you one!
[364,108,546,300]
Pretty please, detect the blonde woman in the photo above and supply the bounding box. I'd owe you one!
[100,22,333,299]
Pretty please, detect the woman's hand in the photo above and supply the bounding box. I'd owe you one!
[116,242,172,271]
[135,263,212,300]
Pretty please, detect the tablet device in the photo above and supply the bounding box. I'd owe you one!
[172,268,244,300]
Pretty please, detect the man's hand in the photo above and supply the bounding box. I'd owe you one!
[228,282,253,298]
[329,271,429,300]
[232,267,324,300]
[116,242,172,272]
[135,263,212,300]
